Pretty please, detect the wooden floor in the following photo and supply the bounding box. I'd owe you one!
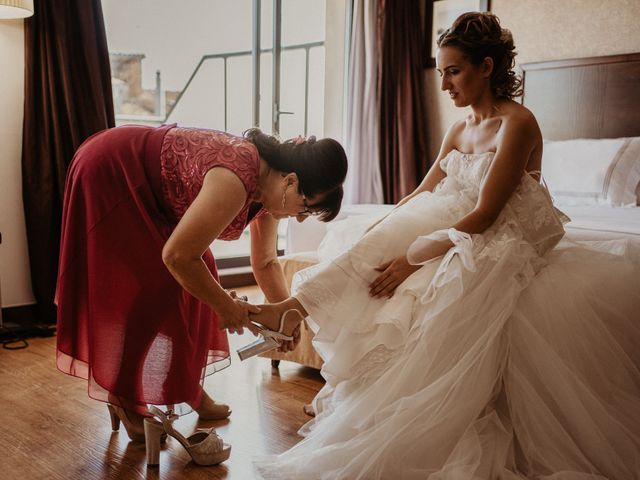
[0,286,324,480]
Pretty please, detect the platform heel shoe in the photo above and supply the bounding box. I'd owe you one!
[144,406,231,467]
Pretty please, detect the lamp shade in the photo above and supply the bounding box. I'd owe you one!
[0,0,33,19]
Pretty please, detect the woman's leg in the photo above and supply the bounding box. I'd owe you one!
[109,298,158,415]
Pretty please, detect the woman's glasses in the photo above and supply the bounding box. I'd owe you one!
[298,195,321,217]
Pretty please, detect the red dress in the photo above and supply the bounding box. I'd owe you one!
[56,124,264,410]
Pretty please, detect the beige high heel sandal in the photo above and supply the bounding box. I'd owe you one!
[107,403,167,443]
[144,406,231,467]
[107,403,146,442]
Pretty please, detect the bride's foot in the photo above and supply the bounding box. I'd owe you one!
[249,303,304,339]
[190,388,231,420]
[237,302,305,360]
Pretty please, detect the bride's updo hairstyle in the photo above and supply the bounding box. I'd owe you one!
[244,128,348,221]
[437,12,523,100]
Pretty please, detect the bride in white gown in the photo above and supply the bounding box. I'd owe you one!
[249,12,640,479]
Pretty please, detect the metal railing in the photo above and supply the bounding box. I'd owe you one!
[164,41,324,134]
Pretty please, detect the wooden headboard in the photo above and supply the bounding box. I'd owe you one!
[520,53,640,141]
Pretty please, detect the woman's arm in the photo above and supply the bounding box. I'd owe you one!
[250,214,289,303]
[162,167,260,332]
[250,214,302,352]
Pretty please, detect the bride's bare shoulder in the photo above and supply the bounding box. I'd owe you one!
[440,118,467,152]
[501,101,539,129]
[495,102,542,158]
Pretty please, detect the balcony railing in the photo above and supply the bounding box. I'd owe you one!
[159,41,325,134]
[113,41,325,269]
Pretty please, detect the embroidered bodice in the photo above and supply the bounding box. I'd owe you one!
[159,127,264,240]
[439,149,495,193]
[438,149,568,256]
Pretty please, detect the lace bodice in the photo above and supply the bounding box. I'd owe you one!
[439,149,495,194]
[159,127,265,240]
[438,149,568,256]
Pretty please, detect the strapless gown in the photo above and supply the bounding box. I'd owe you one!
[256,149,640,479]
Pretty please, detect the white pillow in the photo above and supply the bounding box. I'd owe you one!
[542,137,640,207]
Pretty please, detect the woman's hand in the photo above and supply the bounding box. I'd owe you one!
[369,256,421,298]
[219,298,261,335]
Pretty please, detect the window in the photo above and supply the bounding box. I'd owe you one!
[102,0,328,265]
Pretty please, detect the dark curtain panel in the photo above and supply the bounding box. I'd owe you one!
[22,0,115,324]
[378,0,430,203]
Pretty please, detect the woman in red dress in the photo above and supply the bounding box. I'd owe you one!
[55,124,347,444]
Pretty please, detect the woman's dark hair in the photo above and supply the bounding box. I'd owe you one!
[437,12,523,100]
[243,128,348,221]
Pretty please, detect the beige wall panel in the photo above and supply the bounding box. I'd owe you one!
[425,0,640,161]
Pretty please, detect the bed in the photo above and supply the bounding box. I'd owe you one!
[262,53,640,370]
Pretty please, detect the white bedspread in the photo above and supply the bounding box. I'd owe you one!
[563,205,640,240]
[285,204,640,258]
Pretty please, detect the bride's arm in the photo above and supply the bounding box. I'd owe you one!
[398,122,463,205]
[370,113,540,297]
[365,123,461,234]
[406,113,541,265]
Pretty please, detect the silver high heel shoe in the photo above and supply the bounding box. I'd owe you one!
[236,309,300,361]
[144,406,231,467]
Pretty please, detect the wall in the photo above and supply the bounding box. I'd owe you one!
[425,0,640,161]
[0,19,35,308]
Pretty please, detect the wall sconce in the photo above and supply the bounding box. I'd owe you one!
[0,0,34,19]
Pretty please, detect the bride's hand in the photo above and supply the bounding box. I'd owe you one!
[369,256,421,298]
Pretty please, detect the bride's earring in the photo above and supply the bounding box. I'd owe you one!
[281,187,287,208]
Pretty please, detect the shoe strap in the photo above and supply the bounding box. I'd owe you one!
[279,309,302,334]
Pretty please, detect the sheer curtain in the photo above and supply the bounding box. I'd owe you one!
[344,0,384,205]
[22,0,115,324]
[344,0,429,205]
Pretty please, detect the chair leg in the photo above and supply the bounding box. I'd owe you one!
[271,359,280,368]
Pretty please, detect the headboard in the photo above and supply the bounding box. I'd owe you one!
[520,53,640,141]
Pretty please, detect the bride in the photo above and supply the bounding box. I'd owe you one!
[248,12,640,479]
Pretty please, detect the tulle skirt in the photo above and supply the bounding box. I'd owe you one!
[55,125,230,412]
[256,191,640,479]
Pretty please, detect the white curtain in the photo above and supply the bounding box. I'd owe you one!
[344,0,384,205]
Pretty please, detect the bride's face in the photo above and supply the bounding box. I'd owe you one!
[436,46,490,108]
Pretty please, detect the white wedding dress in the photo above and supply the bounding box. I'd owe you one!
[256,150,640,479]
